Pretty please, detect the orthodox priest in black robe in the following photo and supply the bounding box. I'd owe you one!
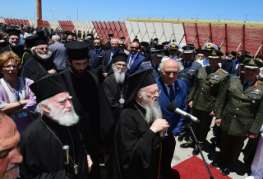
[61,41,115,178]
[21,33,57,81]
[112,69,170,179]
[103,53,128,119]
[20,73,91,179]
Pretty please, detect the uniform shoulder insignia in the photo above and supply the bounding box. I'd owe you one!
[216,68,229,75]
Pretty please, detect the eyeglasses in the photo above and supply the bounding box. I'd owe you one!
[37,47,49,51]
[144,89,161,97]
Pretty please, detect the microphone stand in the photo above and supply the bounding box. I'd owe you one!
[185,119,214,179]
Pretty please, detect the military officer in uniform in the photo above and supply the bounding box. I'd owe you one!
[186,49,229,154]
[213,57,263,175]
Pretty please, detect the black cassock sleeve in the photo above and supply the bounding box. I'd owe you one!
[20,122,69,179]
[118,109,160,169]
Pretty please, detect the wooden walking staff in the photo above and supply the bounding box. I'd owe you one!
[157,128,168,179]
[157,138,163,179]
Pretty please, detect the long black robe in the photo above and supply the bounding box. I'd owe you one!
[20,115,89,179]
[102,74,125,119]
[60,69,115,178]
[21,54,56,82]
[113,103,161,179]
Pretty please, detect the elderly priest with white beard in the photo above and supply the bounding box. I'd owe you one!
[112,69,170,179]
[103,53,128,119]
[20,73,92,179]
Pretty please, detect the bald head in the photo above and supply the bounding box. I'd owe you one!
[0,113,20,151]
[110,38,119,48]
[0,112,22,178]
[160,58,180,85]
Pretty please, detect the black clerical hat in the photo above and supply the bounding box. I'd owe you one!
[111,53,128,64]
[30,74,67,103]
[125,69,156,105]
[65,41,89,60]
[25,33,48,48]
[5,26,20,37]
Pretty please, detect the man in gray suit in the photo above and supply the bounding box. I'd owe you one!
[49,34,67,71]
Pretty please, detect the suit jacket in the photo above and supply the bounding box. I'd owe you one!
[157,77,189,135]
[49,41,67,71]
[103,48,122,74]
[127,52,145,76]
[89,48,106,73]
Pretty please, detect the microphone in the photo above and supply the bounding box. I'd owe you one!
[167,103,199,123]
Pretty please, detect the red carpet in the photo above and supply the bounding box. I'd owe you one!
[172,156,231,179]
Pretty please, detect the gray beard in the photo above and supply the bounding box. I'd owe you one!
[113,70,126,84]
[34,50,52,60]
[144,101,163,124]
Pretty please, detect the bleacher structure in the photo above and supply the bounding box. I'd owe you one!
[1,17,263,56]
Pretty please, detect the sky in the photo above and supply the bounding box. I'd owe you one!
[1,0,262,22]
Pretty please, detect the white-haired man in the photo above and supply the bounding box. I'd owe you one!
[103,38,122,76]
[20,74,92,179]
[103,53,127,119]
[21,32,57,81]
[157,58,188,177]
[113,69,179,179]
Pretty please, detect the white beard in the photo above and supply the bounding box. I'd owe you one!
[1,164,20,179]
[44,102,79,126]
[143,100,163,124]
[113,67,126,84]
[33,50,53,60]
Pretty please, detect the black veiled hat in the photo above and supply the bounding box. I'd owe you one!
[125,69,156,106]
[25,34,48,48]
[111,53,128,64]
[5,26,21,37]
[30,74,67,103]
[65,41,89,60]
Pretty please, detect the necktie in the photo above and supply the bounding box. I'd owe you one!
[169,85,175,102]
[128,54,134,69]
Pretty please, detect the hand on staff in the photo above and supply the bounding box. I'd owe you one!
[188,101,193,108]
[214,118,222,126]
[247,133,257,139]
[102,73,108,77]
[209,111,215,116]
[86,155,93,173]
[48,69,57,74]
[150,119,169,133]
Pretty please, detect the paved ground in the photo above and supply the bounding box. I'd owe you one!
[172,126,249,179]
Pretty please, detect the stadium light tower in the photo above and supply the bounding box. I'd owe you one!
[36,0,42,27]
